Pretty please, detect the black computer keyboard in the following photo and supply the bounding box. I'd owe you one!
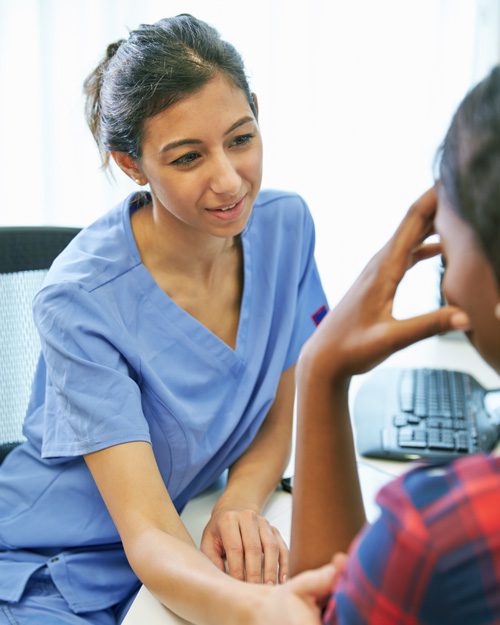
[353,368,500,461]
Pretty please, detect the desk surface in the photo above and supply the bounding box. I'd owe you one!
[122,334,500,625]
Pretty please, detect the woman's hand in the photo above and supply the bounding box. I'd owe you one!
[200,504,289,584]
[303,187,471,380]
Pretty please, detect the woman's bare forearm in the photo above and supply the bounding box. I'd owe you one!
[217,366,295,512]
[220,417,292,512]
[127,527,259,625]
[128,525,337,625]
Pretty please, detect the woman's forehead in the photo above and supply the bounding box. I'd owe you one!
[141,75,254,147]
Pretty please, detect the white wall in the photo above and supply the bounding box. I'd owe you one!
[1,0,499,311]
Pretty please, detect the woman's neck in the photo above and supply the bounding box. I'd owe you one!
[131,199,244,348]
[132,200,239,284]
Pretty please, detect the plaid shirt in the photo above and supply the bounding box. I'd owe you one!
[323,453,500,625]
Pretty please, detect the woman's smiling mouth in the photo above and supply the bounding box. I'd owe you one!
[205,196,246,220]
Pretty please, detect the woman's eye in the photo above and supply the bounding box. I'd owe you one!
[171,151,200,167]
[231,133,254,147]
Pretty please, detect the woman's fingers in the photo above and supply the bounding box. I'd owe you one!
[203,508,289,583]
[258,521,288,584]
[276,527,290,584]
[242,515,288,584]
[218,514,247,580]
[200,522,232,573]
[239,512,266,583]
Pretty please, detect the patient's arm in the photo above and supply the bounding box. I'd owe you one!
[290,355,365,574]
[290,187,470,574]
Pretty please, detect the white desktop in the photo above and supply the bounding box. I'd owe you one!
[122,333,500,625]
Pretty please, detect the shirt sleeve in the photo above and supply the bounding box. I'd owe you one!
[325,477,433,625]
[33,283,151,459]
[283,197,329,370]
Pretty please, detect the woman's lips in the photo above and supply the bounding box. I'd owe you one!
[206,196,245,221]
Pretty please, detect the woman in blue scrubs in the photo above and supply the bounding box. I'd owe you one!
[0,14,328,625]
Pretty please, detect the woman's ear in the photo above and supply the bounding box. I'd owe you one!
[111,152,148,186]
[251,93,259,119]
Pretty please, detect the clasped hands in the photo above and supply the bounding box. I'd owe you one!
[201,503,347,625]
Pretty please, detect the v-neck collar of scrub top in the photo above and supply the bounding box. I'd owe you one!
[122,193,253,376]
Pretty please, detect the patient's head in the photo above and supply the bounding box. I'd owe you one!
[436,65,500,371]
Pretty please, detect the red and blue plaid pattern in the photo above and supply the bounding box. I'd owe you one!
[324,453,500,624]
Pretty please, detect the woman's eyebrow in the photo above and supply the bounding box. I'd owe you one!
[224,115,255,135]
[159,116,255,155]
[159,137,202,154]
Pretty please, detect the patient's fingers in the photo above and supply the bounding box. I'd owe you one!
[388,305,471,353]
[390,187,438,259]
[408,242,442,268]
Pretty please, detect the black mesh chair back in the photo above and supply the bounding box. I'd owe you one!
[0,227,80,463]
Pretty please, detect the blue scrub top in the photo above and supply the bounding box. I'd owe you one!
[0,189,328,613]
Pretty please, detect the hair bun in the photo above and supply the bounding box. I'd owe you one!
[106,40,125,62]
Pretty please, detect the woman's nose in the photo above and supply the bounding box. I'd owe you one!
[208,153,241,196]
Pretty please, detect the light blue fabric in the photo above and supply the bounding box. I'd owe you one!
[0,189,328,614]
[0,567,118,625]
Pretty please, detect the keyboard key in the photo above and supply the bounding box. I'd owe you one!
[399,370,414,412]
[427,417,453,429]
[414,401,428,418]
[455,431,469,451]
[428,404,443,418]
[427,427,456,450]
[442,431,454,443]
[413,429,427,442]
[428,439,456,450]
[398,427,427,449]
[393,414,408,427]
[398,438,427,448]
[398,426,414,440]
[407,414,421,424]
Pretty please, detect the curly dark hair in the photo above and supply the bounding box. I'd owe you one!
[438,65,500,280]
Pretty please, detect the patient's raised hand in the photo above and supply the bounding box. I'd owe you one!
[301,187,470,380]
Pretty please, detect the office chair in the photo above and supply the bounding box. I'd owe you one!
[0,226,80,463]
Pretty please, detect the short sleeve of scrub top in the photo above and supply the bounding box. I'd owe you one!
[34,284,151,458]
[282,194,328,370]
